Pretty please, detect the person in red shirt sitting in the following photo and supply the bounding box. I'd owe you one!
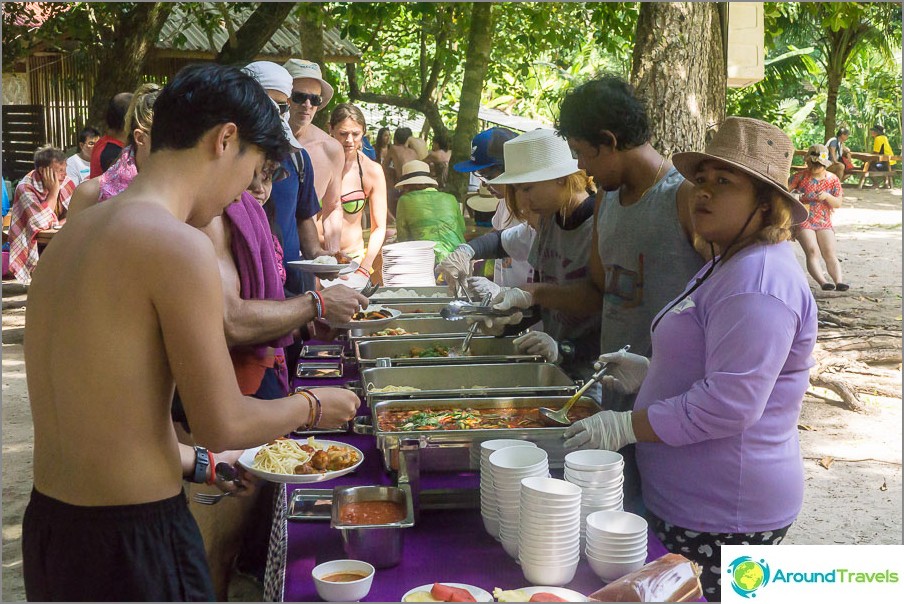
[88,91,133,178]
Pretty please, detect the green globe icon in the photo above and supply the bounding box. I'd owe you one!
[734,560,765,592]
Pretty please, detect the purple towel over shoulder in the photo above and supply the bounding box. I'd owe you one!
[224,192,295,391]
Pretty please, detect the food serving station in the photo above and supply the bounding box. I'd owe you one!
[259,286,703,602]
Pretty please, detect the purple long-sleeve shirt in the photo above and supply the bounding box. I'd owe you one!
[635,241,817,533]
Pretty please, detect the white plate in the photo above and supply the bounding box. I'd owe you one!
[237,439,364,484]
[510,585,589,601]
[288,259,353,274]
[401,583,493,603]
[328,305,402,330]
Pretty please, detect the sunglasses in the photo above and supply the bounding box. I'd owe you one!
[291,92,323,107]
[275,102,290,116]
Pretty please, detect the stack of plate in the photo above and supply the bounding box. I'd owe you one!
[563,450,625,543]
[479,440,538,540]
[487,446,549,560]
[518,477,582,586]
[381,241,437,287]
[584,510,648,582]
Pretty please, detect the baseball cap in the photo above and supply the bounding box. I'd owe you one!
[453,127,518,173]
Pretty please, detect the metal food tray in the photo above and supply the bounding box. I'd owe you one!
[386,302,449,317]
[347,317,472,342]
[360,363,578,407]
[354,335,541,367]
[369,286,455,304]
[358,395,602,472]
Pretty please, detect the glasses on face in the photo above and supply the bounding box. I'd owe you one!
[261,164,289,184]
[291,92,323,107]
[275,102,290,116]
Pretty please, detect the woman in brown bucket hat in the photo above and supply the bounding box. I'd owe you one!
[562,117,818,598]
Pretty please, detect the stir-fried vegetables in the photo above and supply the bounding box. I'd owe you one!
[377,406,594,432]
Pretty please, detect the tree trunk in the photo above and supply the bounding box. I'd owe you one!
[630,2,726,157]
[821,26,860,142]
[87,3,174,128]
[215,2,296,66]
[298,2,330,130]
[447,2,494,201]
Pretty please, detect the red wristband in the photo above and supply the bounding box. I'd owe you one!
[205,451,216,485]
[314,291,327,319]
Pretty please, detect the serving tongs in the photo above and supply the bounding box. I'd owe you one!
[538,345,631,427]
[440,299,535,321]
[454,294,493,356]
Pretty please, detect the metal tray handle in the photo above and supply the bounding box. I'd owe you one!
[353,415,375,435]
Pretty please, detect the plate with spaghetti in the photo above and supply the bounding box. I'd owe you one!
[237,437,364,484]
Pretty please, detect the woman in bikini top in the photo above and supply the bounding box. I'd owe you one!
[330,103,388,272]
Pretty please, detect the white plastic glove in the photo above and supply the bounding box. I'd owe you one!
[492,287,533,312]
[513,331,558,363]
[466,276,501,300]
[563,410,636,452]
[438,244,475,295]
[594,349,650,396]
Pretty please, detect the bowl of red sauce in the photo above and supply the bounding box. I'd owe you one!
[312,559,375,601]
[331,485,415,568]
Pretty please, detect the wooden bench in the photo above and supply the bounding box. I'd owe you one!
[792,149,901,188]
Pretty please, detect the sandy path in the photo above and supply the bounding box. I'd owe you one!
[2,187,901,600]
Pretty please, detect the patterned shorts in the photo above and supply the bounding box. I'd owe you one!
[647,513,790,600]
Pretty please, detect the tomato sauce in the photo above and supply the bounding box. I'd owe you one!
[339,500,407,525]
[322,572,369,582]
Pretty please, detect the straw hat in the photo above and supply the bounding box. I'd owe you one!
[466,185,500,213]
[806,144,832,168]
[671,117,809,224]
[282,59,334,107]
[395,160,438,189]
[487,128,579,185]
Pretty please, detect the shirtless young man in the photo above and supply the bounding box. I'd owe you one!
[384,127,420,216]
[284,59,346,252]
[22,63,359,601]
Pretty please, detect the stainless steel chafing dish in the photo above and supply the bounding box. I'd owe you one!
[385,302,449,317]
[369,286,455,304]
[346,316,472,342]
[359,363,578,407]
[356,395,601,473]
[354,335,540,367]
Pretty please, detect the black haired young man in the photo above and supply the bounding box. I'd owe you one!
[21,63,359,601]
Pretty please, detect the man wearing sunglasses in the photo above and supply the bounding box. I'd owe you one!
[284,59,346,254]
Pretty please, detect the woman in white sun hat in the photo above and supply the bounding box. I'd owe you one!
[476,128,601,386]
[562,117,817,599]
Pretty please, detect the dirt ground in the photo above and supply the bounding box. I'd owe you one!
[2,185,901,600]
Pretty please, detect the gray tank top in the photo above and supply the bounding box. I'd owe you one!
[528,206,601,381]
[596,166,703,359]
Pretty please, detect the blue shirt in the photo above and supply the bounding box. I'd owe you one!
[269,149,319,264]
[2,177,10,217]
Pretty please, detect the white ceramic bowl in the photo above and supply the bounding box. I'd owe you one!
[519,540,580,559]
[565,466,624,484]
[585,510,647,537]
[585,554,646,582]
[489,447,549,471]
[312,559,375,602]
[585,531,647,547]
[586,541,647,558]
[480,439,538,457]
[565,450,624,472]
[481,514,500,538]
[581,493,624,507]
[521,504,581,520]
[520,558,580,586]
[501,536,520,558]
[520,476,583,499]
[520,492,582,510]
[568,473,625,488]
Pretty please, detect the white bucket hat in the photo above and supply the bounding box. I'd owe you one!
[283,59,334,107]
[395,160,438,189]
[466,185,499,213]
[487,128,579,185]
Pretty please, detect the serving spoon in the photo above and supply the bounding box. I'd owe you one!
[538,345,630,427]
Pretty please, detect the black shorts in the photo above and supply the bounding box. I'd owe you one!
[23,487,215,601]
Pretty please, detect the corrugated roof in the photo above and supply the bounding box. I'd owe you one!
[156,6,360,63]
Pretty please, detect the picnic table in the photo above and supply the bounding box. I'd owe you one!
[35,227,61,246]
[792,149,901,189]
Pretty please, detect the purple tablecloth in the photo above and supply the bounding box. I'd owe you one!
[278,432,669,602]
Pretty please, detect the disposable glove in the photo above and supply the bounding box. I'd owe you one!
[492,287,533,311]
[466,276,501,300]
[467,311,523,337]
[563,410,636,452]
[513,331,558,363]
[438,245,475,295]
[594,349,650,396]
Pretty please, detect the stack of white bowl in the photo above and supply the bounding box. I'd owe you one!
[479,439,538,540]
[381,241,437,287]
[487,446,549,559]
[518,477,582,586]
[563,450,625,542]
[584,510,648,582]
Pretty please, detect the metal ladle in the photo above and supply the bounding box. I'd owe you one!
[538,345,631,427]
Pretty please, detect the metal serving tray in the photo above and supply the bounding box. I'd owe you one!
[347,317,472,342]
[354,335,541,368]
[370,286,455,304]
[360,363,578,407]
[359,395,601,472]
[386,302,449,317]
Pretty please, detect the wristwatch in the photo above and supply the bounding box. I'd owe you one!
[558,340,576,366]
[192,446,211,484]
